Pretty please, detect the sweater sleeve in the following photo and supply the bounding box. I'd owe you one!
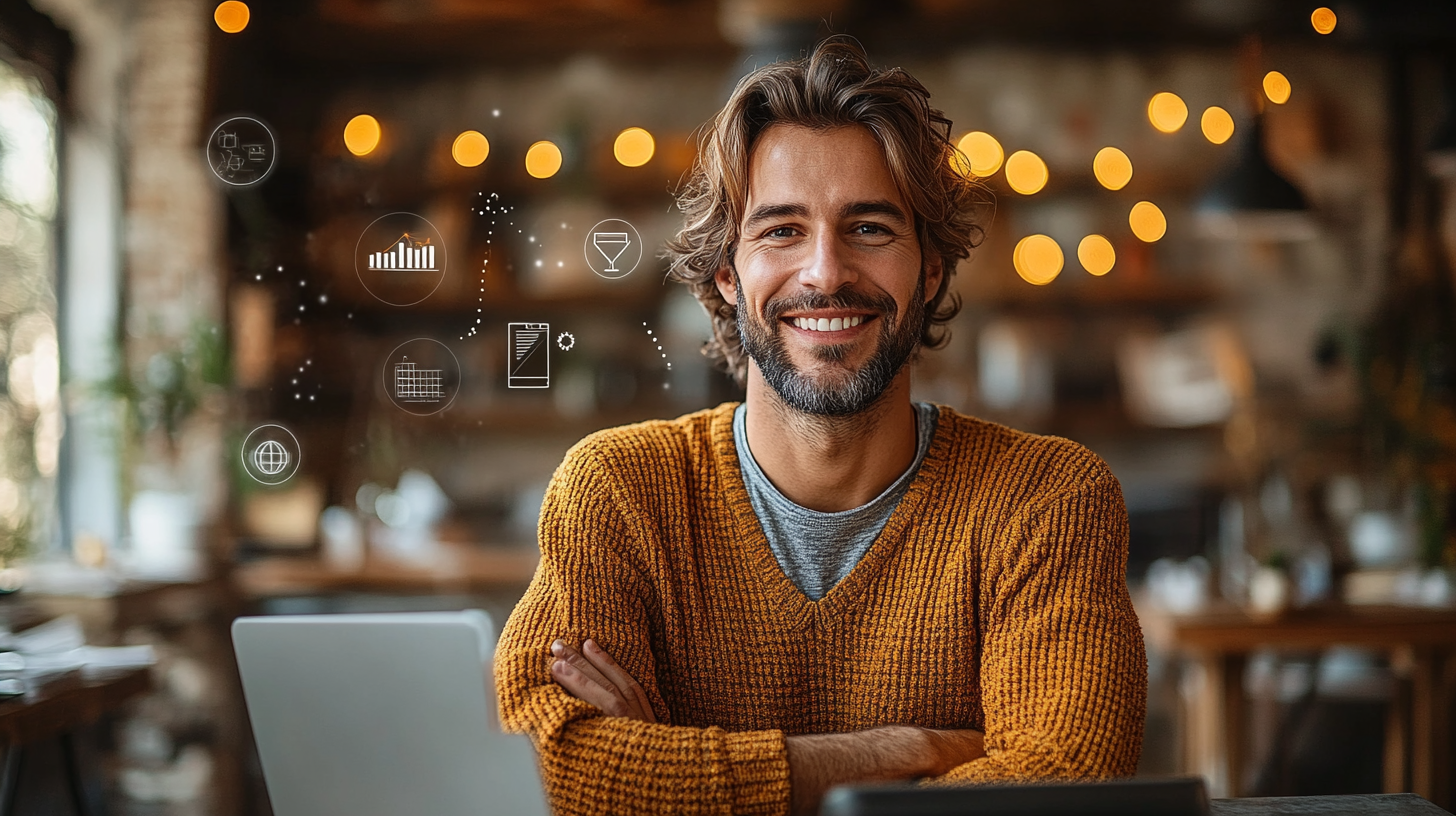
[936,459,1147,784]
[494,440,791,816]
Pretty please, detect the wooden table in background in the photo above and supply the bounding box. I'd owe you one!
[233,543,540,599]
[1144,603,1456,806]
[0,667,152,815]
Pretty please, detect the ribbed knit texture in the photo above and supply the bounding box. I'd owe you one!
[495,402,1147,815]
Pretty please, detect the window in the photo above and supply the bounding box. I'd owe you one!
[0,57,59,579]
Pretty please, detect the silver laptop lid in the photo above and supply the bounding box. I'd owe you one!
[232,610,548,816]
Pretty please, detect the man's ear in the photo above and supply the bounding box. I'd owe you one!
[923,254,944,305]
[714,263,737,304]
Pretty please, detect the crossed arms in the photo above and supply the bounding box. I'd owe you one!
[493,445,1147,816]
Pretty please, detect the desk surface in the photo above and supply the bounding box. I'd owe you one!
[234,543,540,599]
[0,668,151,745]
[1211,793,1451,815]
[1147,602,1456,652]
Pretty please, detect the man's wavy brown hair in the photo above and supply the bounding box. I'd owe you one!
[665,36,990,386]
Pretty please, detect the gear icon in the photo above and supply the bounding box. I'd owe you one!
[556,331,575,352]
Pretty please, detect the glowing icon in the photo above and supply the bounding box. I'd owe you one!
[508,323,550,388]
[383,339,460,415]
[206,116,276,187]
[583,218,643,279]
[556,332,575,352]
[393,358,444,402]
[355,213,448,307]
[593,233,630,273]
[241,424,301,485]
[252,440,289,475]
[368,234,438,272]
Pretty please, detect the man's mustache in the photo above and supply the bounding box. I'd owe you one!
[761,289,900,324]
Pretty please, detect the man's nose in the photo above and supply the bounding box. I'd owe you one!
[797,230,857,293]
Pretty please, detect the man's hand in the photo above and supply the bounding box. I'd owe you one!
[550,639,657,723]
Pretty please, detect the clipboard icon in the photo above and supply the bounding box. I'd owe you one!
[507,323,550,388]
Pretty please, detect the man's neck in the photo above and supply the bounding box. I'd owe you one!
[742,367,919,513]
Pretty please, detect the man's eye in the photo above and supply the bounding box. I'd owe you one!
[765,226,798,239]
[853,223,889,235]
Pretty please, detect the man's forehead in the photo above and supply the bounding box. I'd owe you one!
[743,123,908,216]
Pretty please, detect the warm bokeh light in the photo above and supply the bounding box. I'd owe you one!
[956,131,1004,177]
[1004,150,1048,195]
[1263,71,1292,105]
[1311,7,1337,34]
[1129,201,1167,242]
[525,141,563,179]
[1201,106,1236,144]
[452,131,489,167]
[343,114,381,157]
[214,1,249,33]
[1092,147,1133,190]
[1077,235,1116,276]
[614,127,655,167]
[1148,92,1188,133]
[1013,234,1064,285]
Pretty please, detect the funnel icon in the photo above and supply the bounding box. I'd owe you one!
[593,232,631,274]
[583,219,643,279]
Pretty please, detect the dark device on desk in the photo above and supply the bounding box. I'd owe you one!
[821,777,1209,816]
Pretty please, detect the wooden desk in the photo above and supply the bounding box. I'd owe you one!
[1210,793,1451,814]
[0,667,152,815]
[1146,603,1456,805]
[233,544,539,599]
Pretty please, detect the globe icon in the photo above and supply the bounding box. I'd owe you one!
[252,440,289,476]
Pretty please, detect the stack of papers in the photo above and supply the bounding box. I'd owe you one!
[0,614,156,679]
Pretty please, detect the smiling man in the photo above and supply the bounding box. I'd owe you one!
[495,38,1147,816]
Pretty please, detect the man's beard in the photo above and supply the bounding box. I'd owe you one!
[736,271,927,417]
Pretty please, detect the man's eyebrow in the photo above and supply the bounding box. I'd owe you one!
[742,200,910,230]
[742,203,809,229]
[840,199,909,225]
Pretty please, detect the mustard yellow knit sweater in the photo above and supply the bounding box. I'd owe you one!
[495,402,1146,815]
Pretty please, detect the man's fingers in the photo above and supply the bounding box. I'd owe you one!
[551,640,619,698]
[551,660,630,716]
[583,639,657,724]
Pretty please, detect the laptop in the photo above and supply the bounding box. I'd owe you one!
[821,777,1209,816]
[232,610,549,816]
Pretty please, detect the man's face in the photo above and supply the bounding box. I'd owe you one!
[716,124,941,416]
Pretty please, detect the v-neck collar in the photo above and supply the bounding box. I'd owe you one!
[708,402,955,629]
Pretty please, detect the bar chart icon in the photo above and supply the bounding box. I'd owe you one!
[507,323,550,388]
[355,213,449,307]
[368,233,438,272]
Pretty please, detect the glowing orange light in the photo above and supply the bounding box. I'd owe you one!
[1093,147,1133,191]
[214,1,249,33]
[525,141,563,179]
[1004,150,1048,195]
[344,114,381,157]
[614,128,655,167]
[1148,92,1188,133]
[1129,201,1167,242]
[1077,235,1116,276]
[452,131,490,167]
[1201,107,1235,144]
[1311,7,1337,34]
[1263,71,1292,105]
[954,131,1004,178]
[1013,234,1064,285]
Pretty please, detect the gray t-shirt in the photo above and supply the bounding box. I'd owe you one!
[733,402,939,601]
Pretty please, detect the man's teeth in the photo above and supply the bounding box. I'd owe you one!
[793,316,864,332]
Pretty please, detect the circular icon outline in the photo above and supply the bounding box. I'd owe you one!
[240,424,301,486]
[355,212,449,308]
[556,331,575,351]
[382,338,462,416]
[583,218,643,280]
[206,116,278,188]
